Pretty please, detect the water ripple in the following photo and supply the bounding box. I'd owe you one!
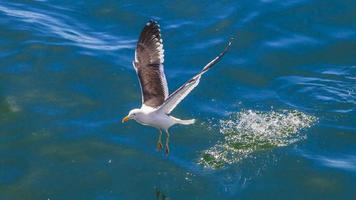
[265,34,321,48]
[302,152,356,172]
[276,66,356,111]
[0,4,135,51]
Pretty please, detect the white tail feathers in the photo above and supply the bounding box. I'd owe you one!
[179,119,196,125]
[171,117,196,125]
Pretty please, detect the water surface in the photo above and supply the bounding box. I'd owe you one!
[0,0,355,199]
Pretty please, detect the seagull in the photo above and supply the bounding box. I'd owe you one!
[122,20,231,154]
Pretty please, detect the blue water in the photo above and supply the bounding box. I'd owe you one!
[0,0,355,199]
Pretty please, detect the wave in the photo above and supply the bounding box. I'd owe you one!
[276,66,356,113]
[0,4,135,51]
[301,151,356,172]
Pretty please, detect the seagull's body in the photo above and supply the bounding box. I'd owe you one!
[122,20,231,154]
[128,105,181,130]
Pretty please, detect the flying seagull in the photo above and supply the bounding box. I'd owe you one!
[122,20,231,154]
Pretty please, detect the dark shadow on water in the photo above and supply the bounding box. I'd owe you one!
[155,187,169,200]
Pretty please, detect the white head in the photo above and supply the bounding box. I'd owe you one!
[122,108,143,123]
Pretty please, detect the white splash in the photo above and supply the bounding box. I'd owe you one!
[199,110,317,169]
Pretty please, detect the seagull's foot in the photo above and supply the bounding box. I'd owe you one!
[156,142,163,151]
[165,144,170,156]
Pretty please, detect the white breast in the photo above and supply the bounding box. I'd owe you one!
[135,110,175,130]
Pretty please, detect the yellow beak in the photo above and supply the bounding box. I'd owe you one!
[122,115,130,123]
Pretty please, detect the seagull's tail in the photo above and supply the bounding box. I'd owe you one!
[179,119,196,125]
[171,117,196,125]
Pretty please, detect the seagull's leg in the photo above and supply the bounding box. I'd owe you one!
[165,129,170,155]
[156,129,163,151]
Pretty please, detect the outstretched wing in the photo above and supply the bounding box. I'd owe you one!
[158,41,232,114]
[133,20,169,108]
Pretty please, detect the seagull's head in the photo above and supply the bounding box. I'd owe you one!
[122,108,142,123]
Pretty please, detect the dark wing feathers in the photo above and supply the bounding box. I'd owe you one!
[133,20,168,108]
